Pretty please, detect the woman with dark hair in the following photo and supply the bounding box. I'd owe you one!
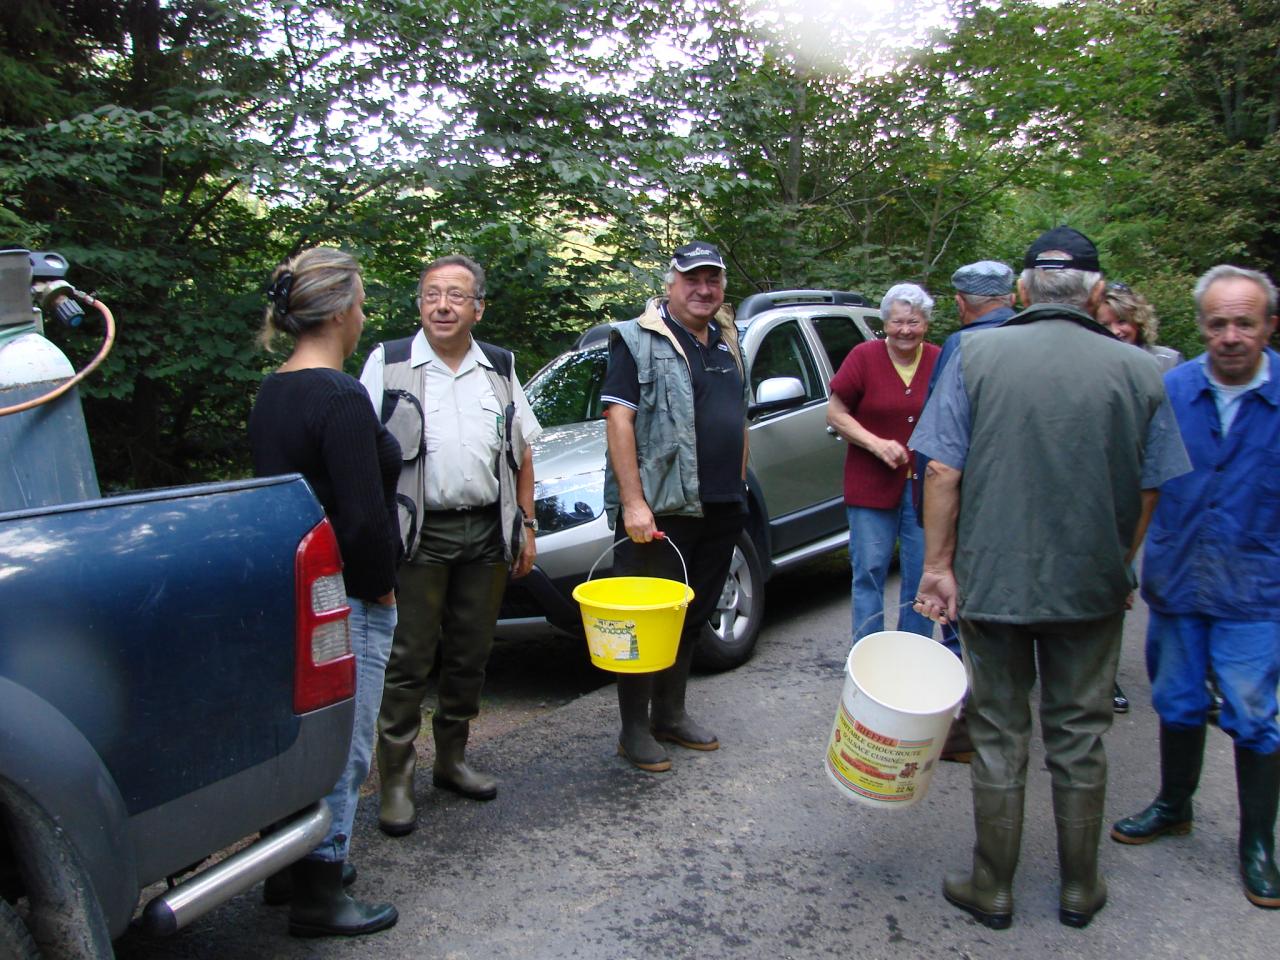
[249,247,401,938]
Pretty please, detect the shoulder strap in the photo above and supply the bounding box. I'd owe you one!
[477,340,514,380]
[382,336,414,365]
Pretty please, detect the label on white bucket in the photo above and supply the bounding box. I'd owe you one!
[824,631,967,808]
[583,616,641,661]
[826,699,937,803]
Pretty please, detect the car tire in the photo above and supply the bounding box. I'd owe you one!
[694,531,765,672]
[0,899,40,960]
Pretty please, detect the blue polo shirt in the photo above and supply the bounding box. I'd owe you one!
[1142,349,1280,618]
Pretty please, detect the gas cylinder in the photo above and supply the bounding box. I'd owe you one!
[0,249,101,511]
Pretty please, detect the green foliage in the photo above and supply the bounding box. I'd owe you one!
[3,0,1277,488]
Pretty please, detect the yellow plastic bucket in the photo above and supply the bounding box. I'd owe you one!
[573,535,693,673]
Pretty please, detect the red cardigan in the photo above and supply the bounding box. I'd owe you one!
[829,340,939,509]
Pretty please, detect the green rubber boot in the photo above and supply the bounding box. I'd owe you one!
[287,859,396,938]
[432,716,497,800]
[943,785,1023,930]
[1054,785,1108,927]
[376,686,424,836]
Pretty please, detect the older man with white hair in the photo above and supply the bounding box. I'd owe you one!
[1111,264,1280,910]
[910,226,1190,930]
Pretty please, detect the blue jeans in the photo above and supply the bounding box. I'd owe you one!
[847,485,932,642]
[311,597,396,863]
[1147,611,1280,753]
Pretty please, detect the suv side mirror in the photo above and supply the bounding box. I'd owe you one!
[749,376,806,417]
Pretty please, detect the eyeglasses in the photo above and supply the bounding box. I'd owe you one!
[1107,281,1132,293]
[417,288,478,307]
[885,317,925,330]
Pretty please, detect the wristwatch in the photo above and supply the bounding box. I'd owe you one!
[523,517,538,533]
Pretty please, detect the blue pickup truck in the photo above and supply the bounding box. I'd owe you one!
[0,475,356,958]
[0,250,356,957]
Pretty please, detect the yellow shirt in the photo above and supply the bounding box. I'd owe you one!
[892,345,922,387]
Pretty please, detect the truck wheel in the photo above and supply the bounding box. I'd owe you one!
[694,531,765,672]
[0,899,40,960]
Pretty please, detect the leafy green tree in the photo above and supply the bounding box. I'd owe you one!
[0,0,686,486]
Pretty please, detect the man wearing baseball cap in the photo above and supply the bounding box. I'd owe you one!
[599,241,749,772]
[910,226,1190,929]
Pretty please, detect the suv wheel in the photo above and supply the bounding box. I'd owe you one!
[694,531,765,672]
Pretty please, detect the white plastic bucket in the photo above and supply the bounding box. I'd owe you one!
[824,630,968,809]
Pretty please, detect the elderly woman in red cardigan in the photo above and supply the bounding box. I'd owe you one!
[827,282,940,642]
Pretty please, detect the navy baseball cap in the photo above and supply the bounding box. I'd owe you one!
[1024,226,1101,272]
[671,241,726,272]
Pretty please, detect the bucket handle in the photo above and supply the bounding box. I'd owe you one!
[585,533,689,590]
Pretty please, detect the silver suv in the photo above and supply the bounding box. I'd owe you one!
[502,290,880,670]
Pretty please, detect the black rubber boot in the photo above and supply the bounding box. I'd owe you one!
[651,640,718,751]
[264,860,356,905]
[1054,785,1108,927]
[617,674,670,771]
[1236,745,1280,908]
[943,785,1023,930]
[1111,724,1205,844]
[287,859,397,938]
[432,716,497,800]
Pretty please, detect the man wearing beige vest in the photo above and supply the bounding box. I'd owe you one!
[361,254,539,835]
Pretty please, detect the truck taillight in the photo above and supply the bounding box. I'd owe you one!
[294,519,355,713]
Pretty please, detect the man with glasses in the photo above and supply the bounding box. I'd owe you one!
[1112,265,1280,910]
[911,226,1189,929]
[360,254,540,835]
[599,241,749,772]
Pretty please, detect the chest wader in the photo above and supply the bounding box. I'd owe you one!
[373,338,520,834]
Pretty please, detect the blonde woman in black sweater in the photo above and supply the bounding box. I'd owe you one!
[249,247,401,938]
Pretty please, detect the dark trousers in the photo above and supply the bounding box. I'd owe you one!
[612,503,745,723]
[378,505,508,749]
[961,613,1123,792]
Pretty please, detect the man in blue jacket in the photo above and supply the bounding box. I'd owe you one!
[1111,264,1280,910]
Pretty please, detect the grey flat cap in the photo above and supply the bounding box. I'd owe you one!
[951,260,1014,296]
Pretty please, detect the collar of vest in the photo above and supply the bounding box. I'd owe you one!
[637,297,743,370]
[1003,301,1115,338]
